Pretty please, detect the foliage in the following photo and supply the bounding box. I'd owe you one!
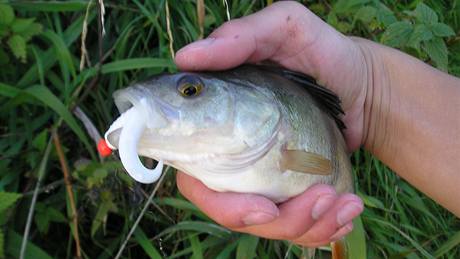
[0,0,458,258]
[0,4,42,64]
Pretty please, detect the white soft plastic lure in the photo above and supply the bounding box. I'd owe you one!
[105,99,165,184]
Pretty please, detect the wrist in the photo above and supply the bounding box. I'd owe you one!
[350,38,399,157]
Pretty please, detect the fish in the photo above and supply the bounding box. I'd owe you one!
[104,65,353,203]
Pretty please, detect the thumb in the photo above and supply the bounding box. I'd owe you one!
[174,1,323,71]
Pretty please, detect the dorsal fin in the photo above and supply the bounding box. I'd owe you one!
[256,65,346,130]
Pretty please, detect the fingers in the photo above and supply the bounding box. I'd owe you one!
[292,194,363,246]
[175,1,324,72]
[233,184,337,240]
[177,171,363,246]
[176,172,279,228]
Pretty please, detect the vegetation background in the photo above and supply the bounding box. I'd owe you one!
[0,0,459,258]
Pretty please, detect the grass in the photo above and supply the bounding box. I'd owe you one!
[0,0,459,258]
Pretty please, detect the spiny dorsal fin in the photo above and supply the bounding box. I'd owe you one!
[280,149,332,175]
[257,65,346,130]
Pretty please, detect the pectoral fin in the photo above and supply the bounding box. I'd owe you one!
[280,149,332,175]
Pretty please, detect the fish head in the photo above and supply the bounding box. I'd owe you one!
[105,72,281,180]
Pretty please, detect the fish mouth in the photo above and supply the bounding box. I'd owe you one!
[105,96,179,149]
[104,97,179,184]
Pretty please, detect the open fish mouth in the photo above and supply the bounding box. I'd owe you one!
[105,98,179,184]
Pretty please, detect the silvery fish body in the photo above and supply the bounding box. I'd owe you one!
[105,65,353,202]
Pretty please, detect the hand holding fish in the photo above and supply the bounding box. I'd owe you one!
[174,0,460,247]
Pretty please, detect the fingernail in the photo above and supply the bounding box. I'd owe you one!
[177,38,216,54]
[337,202,363,226]
[311,194,335,220]
[242,211,278,226]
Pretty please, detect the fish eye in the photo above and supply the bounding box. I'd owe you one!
[177,75,204,98]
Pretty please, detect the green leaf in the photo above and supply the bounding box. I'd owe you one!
[24,85,96,159]
[11,18,35,33]
[133,228,162,258]
[0,48,9,65]
[0,4,14,25]
[414,3,438,24]
[0,24,8,37]
[18,22,42,41]
[354,6,377,23]
[7,34,26,62]
[236,234,259,259]
[32,130,48,151]
[334,0,369,14]
[407,24,434,49]
[0,230,4,259]
[381,21,413,47]
[6,230,52,259]
[429,22,455,37]
[423,37,448,71]
[91,191,115,236]
[0,192,21,213]
[34,207,50,234]
[375,3,397,27]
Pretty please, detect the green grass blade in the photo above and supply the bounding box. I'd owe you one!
[345,216,366,259]
[433,230,460,258]
[41,30,76,79]
[133,228,162,259]
[10,1,89,12]
[215,241,238,259]
[0,82,20,98]
[25,85,96,159]
[236,234,259,259]
[73,58,174,87]
[156,221,231,239]
[101,58,175,74]
[368,218,434,259]
[189,234,204,259]
[18,12,95,87]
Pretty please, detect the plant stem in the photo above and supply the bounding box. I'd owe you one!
[52,129,82,259]
[20,138,53,259]
[114,167,168,259]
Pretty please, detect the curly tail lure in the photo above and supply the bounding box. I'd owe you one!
[104,99,164,184]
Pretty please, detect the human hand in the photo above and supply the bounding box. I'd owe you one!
[174,1,367,246]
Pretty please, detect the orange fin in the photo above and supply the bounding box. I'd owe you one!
[280,149,332,175]
[331,240,348,259]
